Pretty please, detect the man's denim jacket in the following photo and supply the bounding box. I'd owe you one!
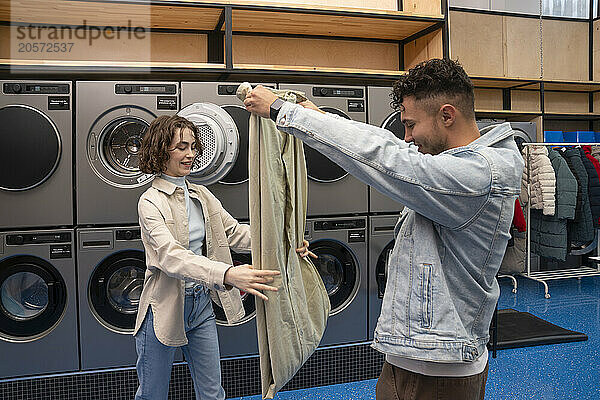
[276,103,524,363]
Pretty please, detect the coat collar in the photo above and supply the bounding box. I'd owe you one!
[472,122,514,148]
[151,175,203,197]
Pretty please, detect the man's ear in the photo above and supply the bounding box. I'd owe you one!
[439,104,456,127]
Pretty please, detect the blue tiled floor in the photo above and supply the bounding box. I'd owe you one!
[230,275,600,400]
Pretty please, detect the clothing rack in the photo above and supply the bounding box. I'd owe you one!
[521,143,600,298]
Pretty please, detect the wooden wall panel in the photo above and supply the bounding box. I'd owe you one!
[449,11,504,77]
[211,0,399,11]
[403,28,442,70]
[595,92,600,114]
[504,16,540,79]
[0,25,208,63]
[403,0,442,15]
[544,91,589,113]
[544,119,590,132]
[232,35,399,70]
[512,90,540,112]
[542,19,588,81]
[474,88,503,110]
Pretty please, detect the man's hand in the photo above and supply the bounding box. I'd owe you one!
[243,85,278,118]
[223,264,280,301]
[296,239,318,259]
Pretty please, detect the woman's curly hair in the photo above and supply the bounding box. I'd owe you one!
[139,115,202,175]
[391,59,475,119]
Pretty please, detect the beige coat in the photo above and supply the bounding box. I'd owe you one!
[520,145,556,215]
[134,176,248,346]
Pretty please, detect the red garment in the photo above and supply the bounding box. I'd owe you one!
[513,198,526,232]
[583,146,600,225]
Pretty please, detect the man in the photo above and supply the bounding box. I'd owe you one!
[244,59,523,399]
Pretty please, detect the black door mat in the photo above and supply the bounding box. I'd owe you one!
[489,308,588,350]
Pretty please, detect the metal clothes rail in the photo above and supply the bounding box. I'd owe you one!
[521,142,600,298]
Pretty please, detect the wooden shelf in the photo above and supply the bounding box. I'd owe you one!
[470,76,540,89]
[541,80,600,92]
[475,110,541,117]
[228,8,443,41]
[543,112,600,120]
[233,63,403,77]
[0,59,226,73]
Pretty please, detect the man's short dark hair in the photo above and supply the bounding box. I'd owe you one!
[391,59,475,119]
[139,115,202,175]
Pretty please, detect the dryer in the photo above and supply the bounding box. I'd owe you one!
[75,81,179,226]
[367,215,398,340]
[180,82,276,220]
[367,86,405,214]
[0,229,78,378]
[76,226,149,370]
[279,84,369,217]
[304,216,368,346]
[212,250,258,358]
[0,81,73,229]
[477,120,537,144]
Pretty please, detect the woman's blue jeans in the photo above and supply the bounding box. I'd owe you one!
[134,286,225,400]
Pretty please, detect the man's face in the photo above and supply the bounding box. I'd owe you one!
[400,96,447,155]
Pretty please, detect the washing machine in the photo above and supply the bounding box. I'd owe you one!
[212,250,258,358]
[279,84,369,217]
[76,226,151,370]
[180,82,276,220]
[75,81,179,226]
[477,120,537,144]
[367,86,405,214]
[0,81,73,229]
[367,215,399,340]
[0,229,78,378]
[304,216,368,346]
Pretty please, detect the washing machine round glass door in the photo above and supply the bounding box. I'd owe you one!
[304,107,350,183]
[0,255,67,341]
[88,250,145,333]
[88,107,156,188]
[310,239,359,315]
[0,105,61,191]
[376,240,395,299]
[178,103,239,186]
[212,251,255,326]
[382,111,405,140]
[219,105,249,185]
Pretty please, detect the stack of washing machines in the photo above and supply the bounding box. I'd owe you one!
[3,81,532,378]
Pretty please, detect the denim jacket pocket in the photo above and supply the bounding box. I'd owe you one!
[420,263,433,329]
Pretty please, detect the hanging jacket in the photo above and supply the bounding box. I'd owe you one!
[520,145,556,216]
[499,199,527,274]
[238,83,330,399]
[582,146,600,226]
[558,148,594,244]
[590,145,600,163]
[529,149,578,261]
[513,198,526,232]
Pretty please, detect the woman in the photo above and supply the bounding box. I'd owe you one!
[134,114,313,400]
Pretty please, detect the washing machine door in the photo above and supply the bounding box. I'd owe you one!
[88,250,145,333]
[219,105,250,185]
[212,251,255,326]
[305,107,350,183]
[0,255,67,341]
[311,239,359,315]
[376,240,395,299]
[381,111,405,140]
[178,102,239,186]
[0,105,61,191]
[88,106,155,188]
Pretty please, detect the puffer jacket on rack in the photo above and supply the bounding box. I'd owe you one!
[530,148,578,261]
[520,145,556,216]
[579,147,600,227]
[558,147,595,244]
[499,199,527,274]
[582,146,600,226]
[589,145,600,163]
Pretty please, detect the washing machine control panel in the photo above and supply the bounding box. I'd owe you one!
[313,87,364,98]
[3,83,69,94]
[6,232,71,245]
[314,219,366,231]
[115,229,141,241]
[115,84,177,95]
[217,84,276,95]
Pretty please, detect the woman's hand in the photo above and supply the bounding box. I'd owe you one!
[224,265,280,301]
[296,239,318,259]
